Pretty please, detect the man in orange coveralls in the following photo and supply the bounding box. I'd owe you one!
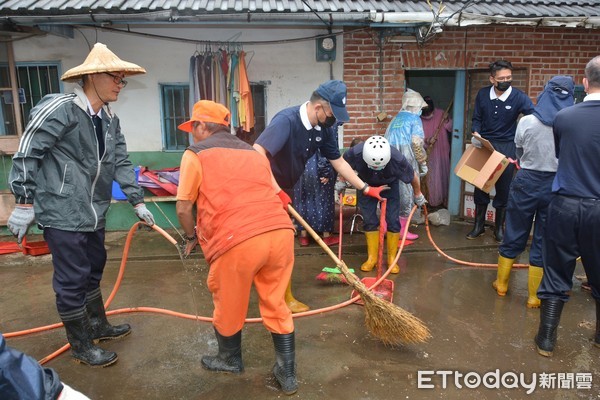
[175,100,298,395]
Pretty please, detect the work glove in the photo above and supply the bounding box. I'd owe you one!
[134,203,155,226]
[419,163,428,177]
[277,190,292,211]
[363,185,389,201]
[414,193,427,207]
[58,383,90,400]
[471,136,483,148]
[7,205,35,244]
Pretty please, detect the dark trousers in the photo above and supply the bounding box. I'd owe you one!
[357,179,400,232]
[473,140,516,209]
[43,228,107,313]
[499,169,555,266]
[538,195,600,301]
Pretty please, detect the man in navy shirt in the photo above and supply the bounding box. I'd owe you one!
[254,80,387,313]
[534,55,600,357]
[467,60,534,242]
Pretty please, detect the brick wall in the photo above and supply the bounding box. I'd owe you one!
[342,25,600,146]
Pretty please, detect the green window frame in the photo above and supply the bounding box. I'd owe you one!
[0,62,61,136]
[160,83,190,151]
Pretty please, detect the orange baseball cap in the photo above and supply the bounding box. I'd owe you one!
[178,100,231,132]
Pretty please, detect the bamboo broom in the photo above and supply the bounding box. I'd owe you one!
[288,205,431,345]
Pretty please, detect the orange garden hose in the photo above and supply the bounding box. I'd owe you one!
[5,206,524,364]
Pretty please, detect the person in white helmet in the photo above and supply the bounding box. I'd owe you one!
[342,135,426,273]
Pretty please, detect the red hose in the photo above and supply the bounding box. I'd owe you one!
[6,206,523,364]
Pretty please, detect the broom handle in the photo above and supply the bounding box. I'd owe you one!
[338,192,343,260]
[288,205,361,287]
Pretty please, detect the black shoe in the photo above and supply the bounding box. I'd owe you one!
[466,205,486,239]
[272,332,298,395]
[535,299,564,357]
[86,288,131,342]
[60,308,118,367]
[493,207,506,243]
[201,328,243,373]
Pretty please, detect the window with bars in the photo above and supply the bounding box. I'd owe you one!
[0,63,61,136]
[160,84,190,151]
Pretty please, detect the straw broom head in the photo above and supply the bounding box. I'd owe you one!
[288,205,431,345]
[350,273,431,345]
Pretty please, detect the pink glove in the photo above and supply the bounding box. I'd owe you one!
[363,185,389,201]
[277,190,292,211]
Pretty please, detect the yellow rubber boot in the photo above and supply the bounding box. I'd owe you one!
[284,280,309,313]
[527,265,544,308]
[492,255,514,296]
[386,232,401,274]
[360,231,379,272]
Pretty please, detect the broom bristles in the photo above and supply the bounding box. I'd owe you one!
[315,272,348,284]
[363,294,431,345]
[288,205,431,345]
[350,273,431,345]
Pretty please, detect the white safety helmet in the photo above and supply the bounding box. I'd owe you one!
[362,135,391,170]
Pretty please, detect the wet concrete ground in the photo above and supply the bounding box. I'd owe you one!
[1,219,599,400]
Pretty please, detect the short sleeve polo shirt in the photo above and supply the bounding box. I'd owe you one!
[255,103,341,190]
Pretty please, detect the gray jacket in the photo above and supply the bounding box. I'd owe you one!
[9,87,143,231]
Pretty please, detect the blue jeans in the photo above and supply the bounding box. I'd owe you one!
[499,169,554,266]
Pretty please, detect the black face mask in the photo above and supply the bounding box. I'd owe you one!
[318,111,336,129]
[496,81,511,92]
[421,106,433,116]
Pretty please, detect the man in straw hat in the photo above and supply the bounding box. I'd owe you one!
[176,100,298,395]
[7,42,155,367]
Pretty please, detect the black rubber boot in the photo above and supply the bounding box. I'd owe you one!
[60,308,118,367]
[466,204,486,239]
[535,299,564,357]
[86,288,131,342]
[493,207,506,243]
[595,299,600,348]
[272,332,298,395]
[201,328,243,373]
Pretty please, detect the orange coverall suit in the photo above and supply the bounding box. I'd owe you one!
[177,130,295,336]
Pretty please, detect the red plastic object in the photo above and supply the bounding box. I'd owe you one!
[21,239,51,256]
[0,241,21,255]
[351,199,394,304]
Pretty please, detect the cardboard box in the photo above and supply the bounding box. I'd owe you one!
[454,134,509,193]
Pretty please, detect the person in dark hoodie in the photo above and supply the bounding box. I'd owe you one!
[491,76,575,308]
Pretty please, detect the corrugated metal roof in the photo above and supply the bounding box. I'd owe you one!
[0,0,598,26]
[0,0,598,16]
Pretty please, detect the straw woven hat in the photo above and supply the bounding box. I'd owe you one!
[61,42,146,82]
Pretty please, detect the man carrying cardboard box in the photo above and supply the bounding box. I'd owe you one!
[467,60,534,242]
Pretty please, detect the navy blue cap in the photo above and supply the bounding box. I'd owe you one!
[315,80,350,122]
